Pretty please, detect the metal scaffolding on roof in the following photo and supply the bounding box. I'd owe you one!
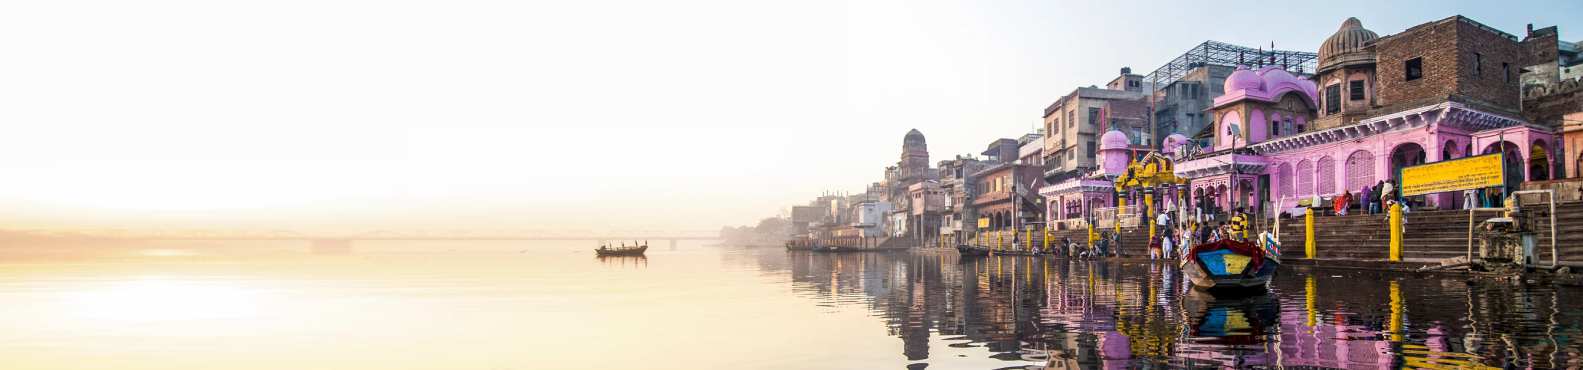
[1138,40,1318,150]
[1140,40,1319,93]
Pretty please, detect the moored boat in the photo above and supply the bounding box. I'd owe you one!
[785,239,817,251]
[956,244,990,257]
[595,243,648,257]
[955,244,1041,257]
[1181,239,1279,293]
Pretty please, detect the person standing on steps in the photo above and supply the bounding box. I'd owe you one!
[1360,185,1373,215]
[1161,231,1175,260]
[1371,181,1384,214]
[1380,180,1395,213]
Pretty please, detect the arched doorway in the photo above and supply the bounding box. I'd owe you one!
[1442,140,1462,160]
[1483,141,1523,189]
[1390,143,1428,206]
[1577,152,1583,178]
[1239,180,1254,212]
[1530,140,1551,181]
[1442,140,1464,206]
[1216,184,1229,215]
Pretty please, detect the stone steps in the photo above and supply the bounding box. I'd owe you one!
[1271,201,1583,263]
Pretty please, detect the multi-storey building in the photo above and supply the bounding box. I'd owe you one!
[1041,87,1150,183]
[973,137,1047,239]
[937,156,990,245]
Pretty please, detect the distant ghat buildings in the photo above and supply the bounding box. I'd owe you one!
[787,15,1583,247]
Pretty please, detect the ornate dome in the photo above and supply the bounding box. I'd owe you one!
[1317,17,1378,72]
[903,128,926,149]
[1099,130,1130,150]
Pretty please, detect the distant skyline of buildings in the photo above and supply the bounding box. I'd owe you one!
[783,14,1583,246]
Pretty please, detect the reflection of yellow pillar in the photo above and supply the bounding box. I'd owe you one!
[1145,191,1156,241]
[1389,203,1403,262]
[1305,275,1317,328]
[1305,208,1316,259]
[1389,280,1403,341]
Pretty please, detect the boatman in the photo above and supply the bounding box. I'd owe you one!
[1228,207,1249,242]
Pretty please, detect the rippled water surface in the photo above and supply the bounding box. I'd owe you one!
[2,241,1580,369]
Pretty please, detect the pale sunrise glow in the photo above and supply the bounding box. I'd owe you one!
[2,0,1580,233]
[0,1,1581,370]
[62,278,267,323]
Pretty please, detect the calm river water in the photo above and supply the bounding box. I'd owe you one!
[1,240,1580,369]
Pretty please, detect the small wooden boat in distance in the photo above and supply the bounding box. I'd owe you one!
[595,242,648,257]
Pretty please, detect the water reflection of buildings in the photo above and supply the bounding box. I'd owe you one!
[772,249,1583,368]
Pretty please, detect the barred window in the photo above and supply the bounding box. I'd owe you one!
[1345,150,1375,192]
[1316,156,1336,194]
[1296,160,1313,196]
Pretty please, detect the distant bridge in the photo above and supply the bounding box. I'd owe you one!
[120,234,719,252]
[126,235,718,241]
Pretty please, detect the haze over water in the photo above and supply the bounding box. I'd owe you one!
[3,241,1579,369]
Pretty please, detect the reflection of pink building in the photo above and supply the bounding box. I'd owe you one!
[1175,17,1561,216]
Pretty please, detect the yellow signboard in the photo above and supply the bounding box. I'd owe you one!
[978,217,989,228]
[1399,153,1504,197]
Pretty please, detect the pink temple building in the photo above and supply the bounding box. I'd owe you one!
[1175,16,1560,217]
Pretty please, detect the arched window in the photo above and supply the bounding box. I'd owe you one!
[1345,150,1375,192]
[1296,160,1314,196]
[1316,156,1336,195]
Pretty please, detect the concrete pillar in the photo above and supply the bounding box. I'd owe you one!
[1389,202,1403,261]
[1305,207,1315,259]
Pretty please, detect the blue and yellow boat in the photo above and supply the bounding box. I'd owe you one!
[1181,239,1279,293]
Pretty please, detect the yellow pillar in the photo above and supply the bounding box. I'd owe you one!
[1389,202,1403,262]
[1145,192,1156,241]
[1024,226,1031,251]
[1305,208,1316,259]
[1042,228,1051,253]
[996,232,1003,251]
[1115,197,1124,236]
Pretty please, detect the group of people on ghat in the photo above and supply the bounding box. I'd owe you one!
[1321,178,1514,217]
[1142,206,1279,261]
[1323,179,1401,216]
[1039,205,1281,261]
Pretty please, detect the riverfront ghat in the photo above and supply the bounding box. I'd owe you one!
[779,15,1583,274]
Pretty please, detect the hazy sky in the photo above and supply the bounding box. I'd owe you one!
[1,0,1578,233]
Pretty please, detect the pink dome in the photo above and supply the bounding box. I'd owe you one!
[1254,66,1320,107]
[1224,66,1263,93]
[1099,130,1130,150]
[1161,133,1190,153]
